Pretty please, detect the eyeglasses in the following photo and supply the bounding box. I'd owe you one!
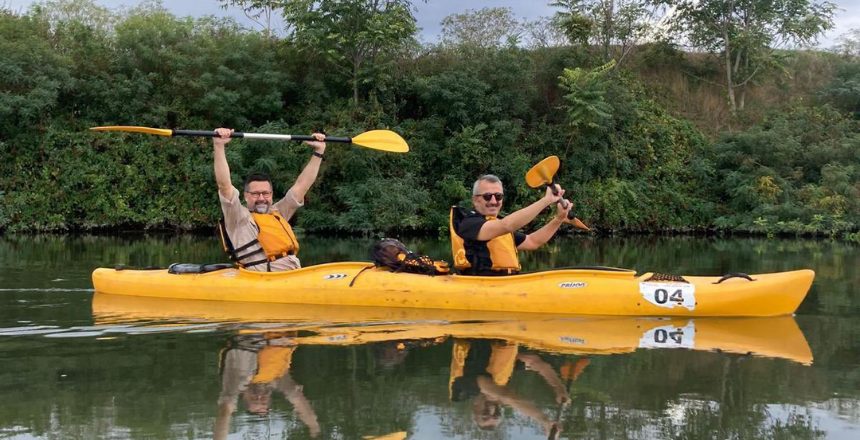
[245,191,272,198]
[476,192,504,202]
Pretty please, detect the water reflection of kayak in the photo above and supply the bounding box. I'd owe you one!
[91,294,813,365]
[91,264,814,317]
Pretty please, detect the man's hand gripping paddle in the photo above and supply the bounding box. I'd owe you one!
[526,156,590,231]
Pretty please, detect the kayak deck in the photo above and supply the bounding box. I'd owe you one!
[91,262,814,317]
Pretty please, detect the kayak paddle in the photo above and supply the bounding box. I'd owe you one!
[548,358,590,439]
[89,126,409,153]
[525,156,590,231]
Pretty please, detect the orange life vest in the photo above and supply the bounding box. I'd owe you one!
[449,207,521,273]
[252,212,300,259]
[217,211,299,269]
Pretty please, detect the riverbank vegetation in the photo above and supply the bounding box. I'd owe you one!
[1,0,858,238]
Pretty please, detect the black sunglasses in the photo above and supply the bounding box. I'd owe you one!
[476,192,504,202]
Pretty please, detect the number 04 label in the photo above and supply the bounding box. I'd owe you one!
[639,282,696,311]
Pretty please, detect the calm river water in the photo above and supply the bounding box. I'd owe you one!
[0,234,858,439]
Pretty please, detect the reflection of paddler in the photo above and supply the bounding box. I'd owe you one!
[449,340,579,437]
[450,340,516,399]
[215,333,321,439]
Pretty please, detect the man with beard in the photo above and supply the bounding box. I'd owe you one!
[213,127,326,272]
[450,174,571,276]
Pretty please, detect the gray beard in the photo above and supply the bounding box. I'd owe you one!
[252,203,271,214]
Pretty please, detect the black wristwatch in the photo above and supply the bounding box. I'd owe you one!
[312,151,324,160]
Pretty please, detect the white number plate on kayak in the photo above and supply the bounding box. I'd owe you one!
[639,321,695,349]
[639,282,696,310]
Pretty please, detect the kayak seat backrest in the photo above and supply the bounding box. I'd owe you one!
[644,273,688,283]
[167,263,235,275]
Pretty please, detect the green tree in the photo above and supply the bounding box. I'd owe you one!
[557,63,715,230]
[834,28,860,57]
[660,0,836,115]
[711,105,860,235]
[216,0,283,39]
[820,60,860,117]
[439,7,522,49]
[551,0,657,65]
[0,8,71,138]
[29,0,116,35]
[282,0,419,107]
[559,60,616,134]
[522,16,568,49]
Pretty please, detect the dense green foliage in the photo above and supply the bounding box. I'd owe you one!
[821,60,860,117]
[711,105,860,235]
[1,1,858,238]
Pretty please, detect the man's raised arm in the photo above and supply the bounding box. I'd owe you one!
[476,186,563,241]
[213,127,235,199]
[288,133,326,201]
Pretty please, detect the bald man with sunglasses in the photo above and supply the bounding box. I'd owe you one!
[451,174,572,276]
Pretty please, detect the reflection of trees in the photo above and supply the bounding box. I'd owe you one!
[657,357,825,440]
[560,354,827,440]
[0,332,854,439]
[2,235,860,438]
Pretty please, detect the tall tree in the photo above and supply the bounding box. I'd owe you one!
[660,0,836,115]
[522,16,568,49]
[551,0,656,65]
[282,0,419,107]
[28,0,115,36]
[439,7,521,48]
[216,0,283,39]
[834,28,860,57]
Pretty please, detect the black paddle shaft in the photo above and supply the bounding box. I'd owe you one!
[172,130,352,143]
[548,179,576,220]
[290,134,352,143]
[173,130,244,138]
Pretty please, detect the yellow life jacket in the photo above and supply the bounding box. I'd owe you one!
[251,345,296,384]
[217,211,299,269]
[448,340,518,400]
[252,212,300,258]
[449,207,521,274]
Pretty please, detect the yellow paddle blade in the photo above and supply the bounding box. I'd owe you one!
[351,130,409,153]
[560,358,590,380]
[565,217,591,231]
[363,432,407,440]
[525,156,560,188]
[90,126,173,136]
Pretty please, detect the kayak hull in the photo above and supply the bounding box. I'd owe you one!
[91,294,814,365]
[91,263,814,317]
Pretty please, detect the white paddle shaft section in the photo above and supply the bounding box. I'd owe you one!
[241,133,294,140]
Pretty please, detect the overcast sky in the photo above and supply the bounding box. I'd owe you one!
[7,0,860,48]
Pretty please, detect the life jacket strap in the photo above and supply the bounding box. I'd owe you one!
[267,250,295,262]
[237,257,271,268]
[233,238,262,254]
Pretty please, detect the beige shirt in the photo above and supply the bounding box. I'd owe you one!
[219,186,303,271]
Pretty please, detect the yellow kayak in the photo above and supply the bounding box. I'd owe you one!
[91,294,814,365]
[91,263,814,317]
